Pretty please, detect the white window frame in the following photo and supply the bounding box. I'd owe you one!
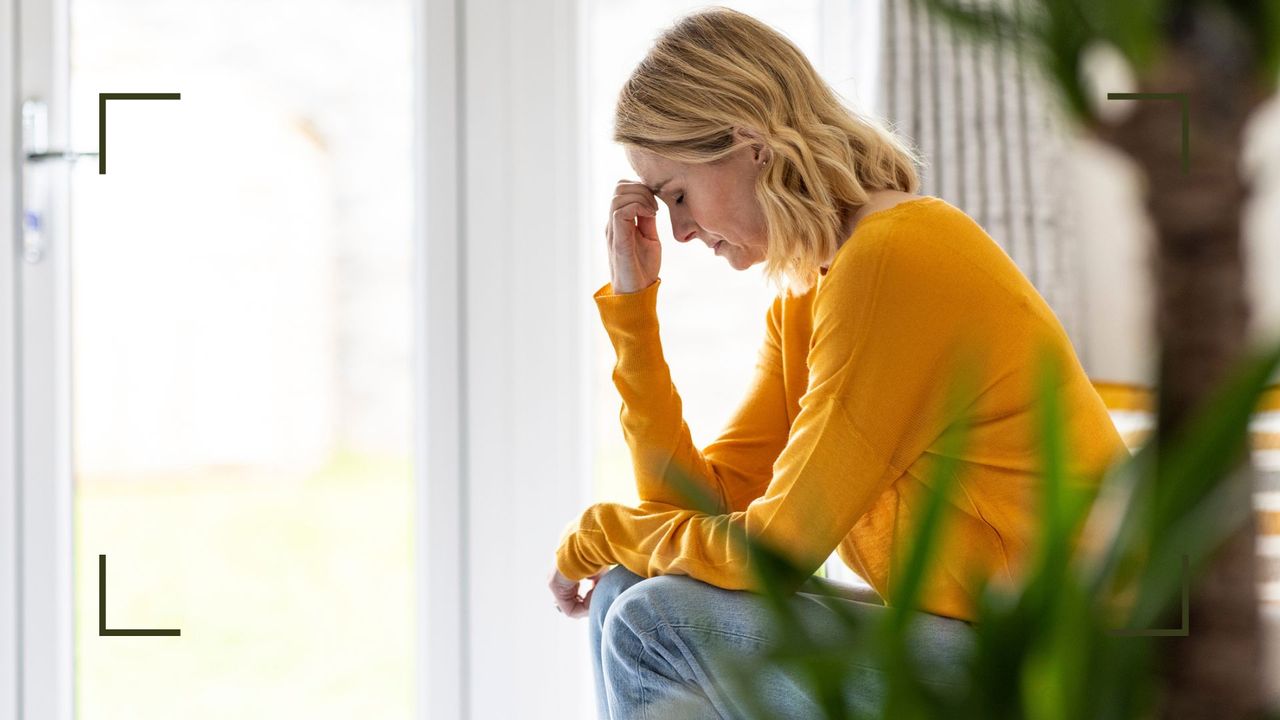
[415,0,593,716]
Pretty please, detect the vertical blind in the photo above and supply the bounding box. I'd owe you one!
[878,0,1086,355]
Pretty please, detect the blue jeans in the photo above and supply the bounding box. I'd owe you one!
[587,565,976,719]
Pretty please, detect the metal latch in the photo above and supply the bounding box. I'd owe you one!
[21,98,99,264]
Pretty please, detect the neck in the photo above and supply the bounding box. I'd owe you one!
[820,206,861,274]
[838,205,861,244]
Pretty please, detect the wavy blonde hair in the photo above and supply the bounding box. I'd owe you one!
[614,6,924,296]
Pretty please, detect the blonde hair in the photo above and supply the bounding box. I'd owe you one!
[614,6,924,296]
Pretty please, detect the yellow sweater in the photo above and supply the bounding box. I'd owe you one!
[556,195,1130,621]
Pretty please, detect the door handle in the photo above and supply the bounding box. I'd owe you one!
[21,98,98,161]
[21,98,98,264]
[26,150,100,162]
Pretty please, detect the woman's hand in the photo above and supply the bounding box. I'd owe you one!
[548,566,607,619]
[607,180,661,294]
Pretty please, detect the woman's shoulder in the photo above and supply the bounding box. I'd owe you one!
[831,195,1015,285]
[847,194,960,247]
[797,195,1041,335]
[854,191,933,224]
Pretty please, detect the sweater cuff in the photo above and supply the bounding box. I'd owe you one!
[554,510,613,581]
[593,278,663,359]
[593,278,661,331]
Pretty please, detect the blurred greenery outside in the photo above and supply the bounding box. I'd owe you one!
[73,450,415,718]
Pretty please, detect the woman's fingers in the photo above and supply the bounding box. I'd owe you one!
[575,569,608,614]
[606,180,663,294]
[549,577,580,617]
[573,585,596,617]
[563,585,592,619]
[552,582,591,619]
[610,202,658,256]
[634,207,659,243]
[610,184,658,213]
[610,195,657,215]
[612,201,658,226]
[614,178,657,199]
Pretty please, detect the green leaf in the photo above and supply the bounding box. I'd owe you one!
[1087,338,1280,631]
[877,352,983,718]
[1150,339,1280,537]
[1223,0,1280,87]
[658,451,729,516]
[916,0,1026,47]
[883,353,983,625]
[1070,0,1164,71]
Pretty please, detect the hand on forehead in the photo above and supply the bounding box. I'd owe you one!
[625,146,685,198]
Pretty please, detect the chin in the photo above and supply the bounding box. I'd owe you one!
[724,250,763,271]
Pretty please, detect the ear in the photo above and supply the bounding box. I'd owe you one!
[755,143,773,167]
[734,126,772,167]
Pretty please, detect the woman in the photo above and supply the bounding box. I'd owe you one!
[548,7,1130,719]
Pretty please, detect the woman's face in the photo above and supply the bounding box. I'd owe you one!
[624,136,771,271]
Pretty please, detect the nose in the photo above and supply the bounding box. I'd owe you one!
[670,215,696,243]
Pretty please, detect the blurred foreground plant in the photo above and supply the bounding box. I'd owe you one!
[909,0,1280,714]
[659,337,1280,719]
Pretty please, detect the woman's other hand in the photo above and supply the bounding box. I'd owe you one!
[607,180,661,294]
[548,566,607,619]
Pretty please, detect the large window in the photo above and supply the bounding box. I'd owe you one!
[68,1,416,716]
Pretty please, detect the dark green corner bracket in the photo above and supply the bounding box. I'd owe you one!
[1105,92,1190,174]
[1108,554,1190,637]
[98,93,181,175]
[99,554,181,637]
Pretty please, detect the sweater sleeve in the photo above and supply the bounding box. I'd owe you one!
[558,228,982,588]
[593,279,790,514]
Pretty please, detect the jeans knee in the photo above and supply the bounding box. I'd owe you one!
[600,575,715,686]
[602,574,710,638]
[589,565,646,627]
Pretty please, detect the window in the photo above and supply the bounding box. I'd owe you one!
[68,1,416,716]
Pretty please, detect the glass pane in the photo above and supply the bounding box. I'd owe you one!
[68,1,415,717]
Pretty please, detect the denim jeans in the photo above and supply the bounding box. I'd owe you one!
[587,564,976,719]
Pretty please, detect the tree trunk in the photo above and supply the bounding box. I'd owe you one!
[1090,5,1271,718]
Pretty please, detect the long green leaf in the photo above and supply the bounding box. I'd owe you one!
[1086,338,1280,629]
[877,352,983,718]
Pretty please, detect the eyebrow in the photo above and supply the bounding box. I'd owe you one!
[646,178,672,196]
